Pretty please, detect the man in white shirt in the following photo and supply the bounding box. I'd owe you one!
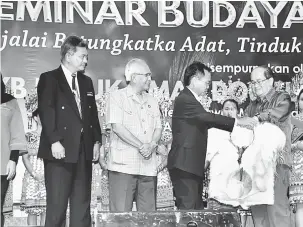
[106,58,162,212]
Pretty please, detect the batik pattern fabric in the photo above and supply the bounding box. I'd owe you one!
[3,180,13,215]
[156,154,174,211]
[20,131,46,215]
[289,126,303,205]
[202,169,210,208]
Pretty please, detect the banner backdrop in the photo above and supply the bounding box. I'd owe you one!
[1,1,303,204]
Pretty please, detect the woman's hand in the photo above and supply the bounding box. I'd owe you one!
[6,160,16,180]
[33,173,44,182]
[99,145,107,170]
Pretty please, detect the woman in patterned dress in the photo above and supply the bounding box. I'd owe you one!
[155,117,175,211]
[1,75,27,227]
[290,89,303,227]
[20,109,46,226]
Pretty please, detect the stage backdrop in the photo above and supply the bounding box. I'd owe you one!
[1,1,303,204]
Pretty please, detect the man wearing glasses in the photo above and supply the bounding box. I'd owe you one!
[105,58,162,212]
[245,65,294,227]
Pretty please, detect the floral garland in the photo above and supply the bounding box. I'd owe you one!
[211,78,248,104]
[291,71,303,97]
[95,87,118,117]
[96,92,110,117]
[24,92,38,114]
[211,80,228,104]
[151,87,173,145]
[199,95,212,112]
[227,79,248,105]
[24,91,38,129]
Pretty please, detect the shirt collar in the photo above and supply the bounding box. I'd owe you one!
[126,85,148,104]
[187,86,200,102]
[61,64,77,78]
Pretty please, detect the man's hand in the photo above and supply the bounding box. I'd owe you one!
[6,160,16,180]
[237,117,258,129]
[139,144,152,159]
[51,142,65,159]
[150,141,158,154]
[93,143,101,162]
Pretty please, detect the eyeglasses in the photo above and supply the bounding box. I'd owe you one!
[250,78,268,86]
[133,72,153,79]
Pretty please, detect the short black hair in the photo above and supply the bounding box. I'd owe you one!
[183,61,211,86]
[60,35,88,62]
[222,99,239,112]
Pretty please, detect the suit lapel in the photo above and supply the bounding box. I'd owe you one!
[183,87,206,112]
[55,66,81,120]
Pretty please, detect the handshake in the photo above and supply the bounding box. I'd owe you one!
[236,117,259,130]
[138,142,158,159]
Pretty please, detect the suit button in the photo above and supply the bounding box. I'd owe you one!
[90,125,92,128]
[62,106,65,109]
[89,106,91,109]
[81,128,83,133]
[64,127,67,130]
[144,131,146,134]
[142,119,145,122]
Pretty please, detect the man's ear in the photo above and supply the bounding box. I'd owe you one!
[65,51,74,63]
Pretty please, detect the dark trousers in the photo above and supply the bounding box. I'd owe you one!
[44,142,92,227]
[1,176,9,227]
[108,171,157,212]
[169,168,203,210]
[251,164,292,227]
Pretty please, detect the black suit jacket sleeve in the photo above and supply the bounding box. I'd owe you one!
[37,73,63,144]
[184,97,235,132]
[89,78,102,143]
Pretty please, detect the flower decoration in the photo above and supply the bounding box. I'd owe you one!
[96,92,109,117]
[24,91,38,129]
[212,77,248,105]
[291,71,303,101]
[151,87,172,112]
[199,95,212,112]
[24,92,38,114]
[274,80,286,92]
[161,130,173,145]
[227,79,248,105]
[211,80,228,104]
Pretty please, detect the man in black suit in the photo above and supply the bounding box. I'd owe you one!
[167,62,257,210]
[37,36,101,227]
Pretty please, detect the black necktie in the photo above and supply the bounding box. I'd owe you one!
[72,74,76,91]
[71,74,82,118]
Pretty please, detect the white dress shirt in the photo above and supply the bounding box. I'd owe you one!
[61,64,80,96]
[61,64,82,117]
[187,86,201,102]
